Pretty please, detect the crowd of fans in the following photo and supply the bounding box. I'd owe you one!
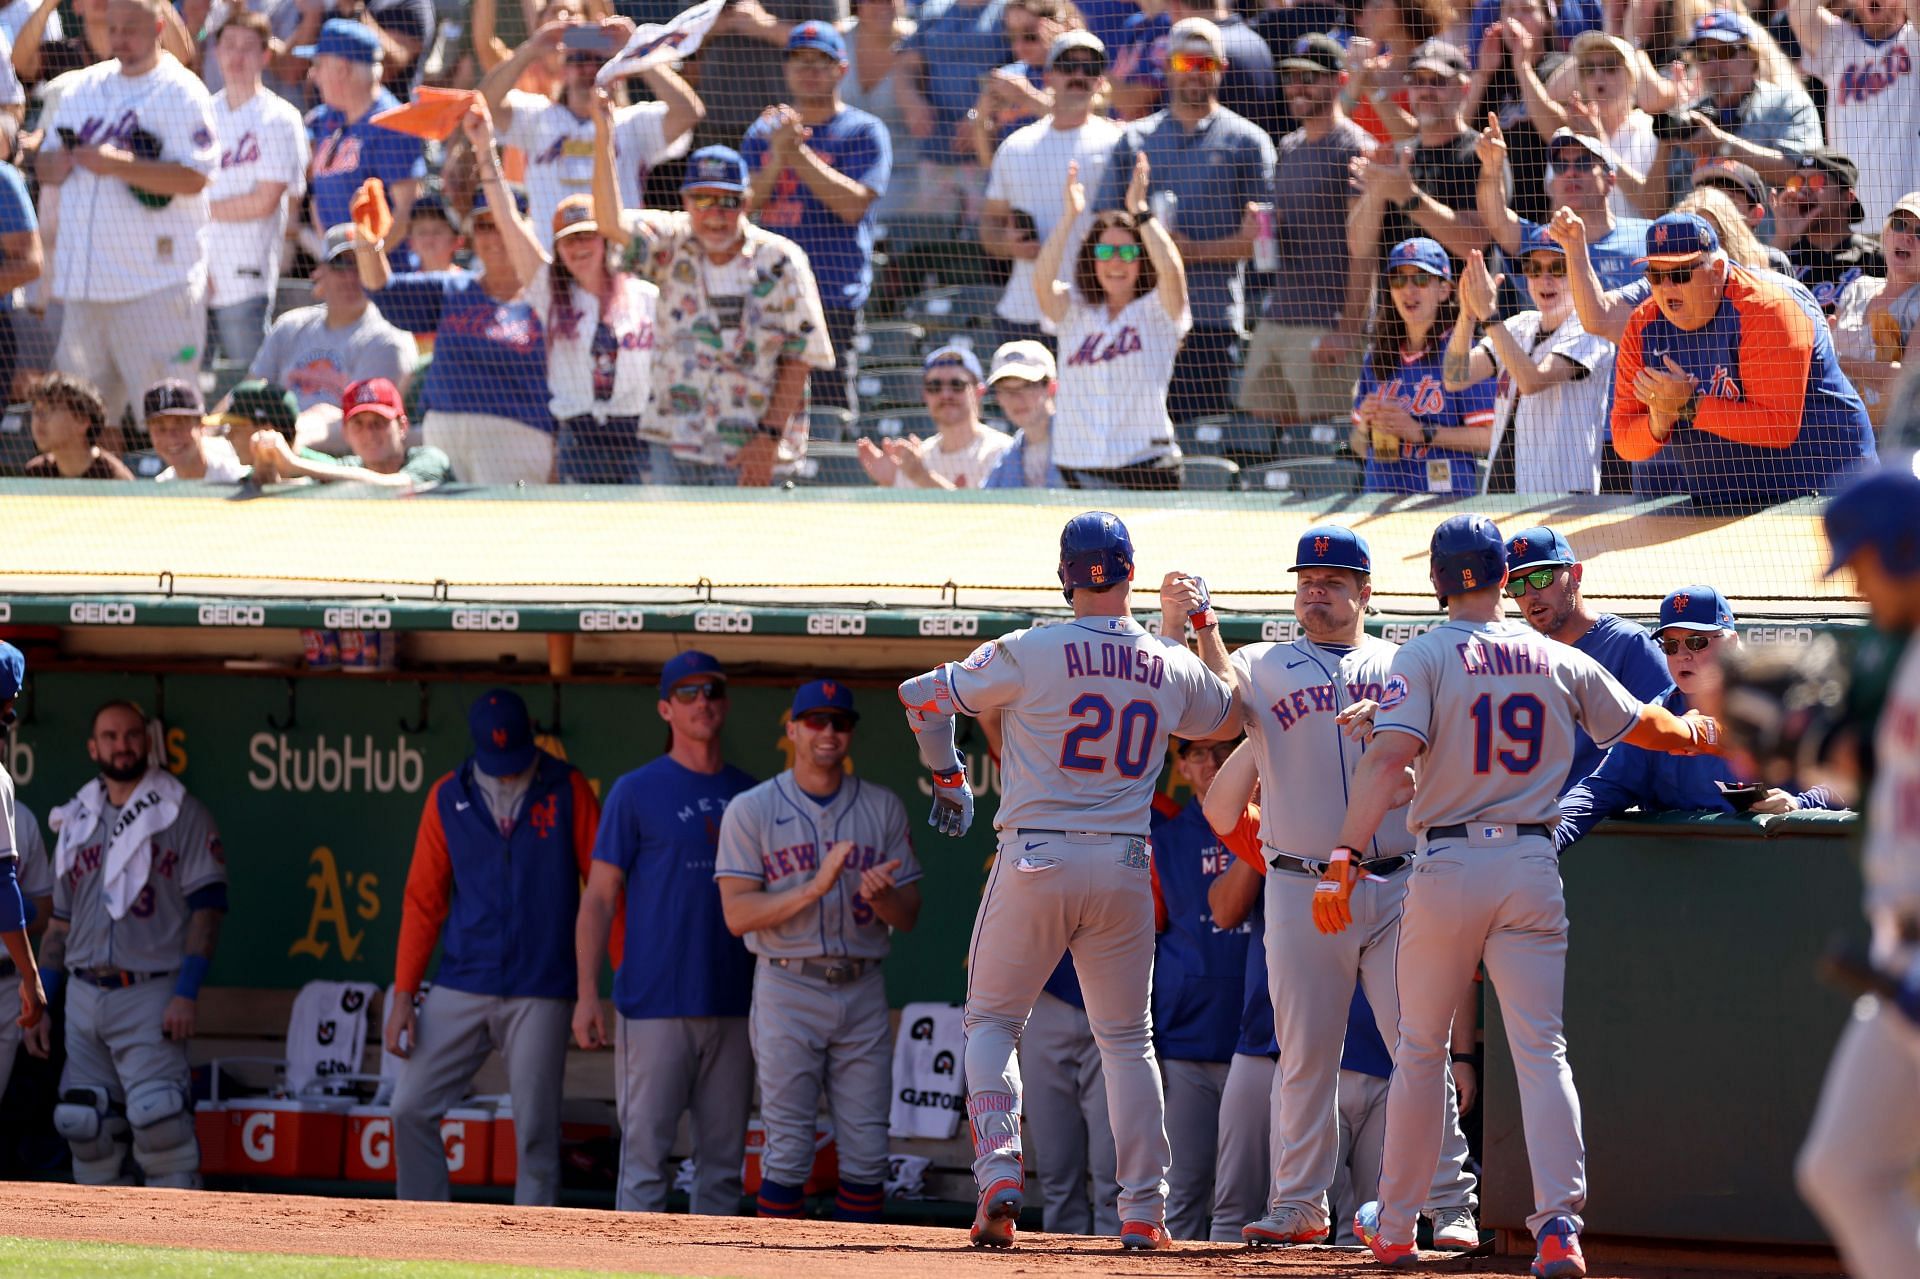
[0,0,1913,503]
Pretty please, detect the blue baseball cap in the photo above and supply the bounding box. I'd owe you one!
[923,344,984,382]
[1547,128,1615,176]
[1388,237,1451,279]
[469,689,538,777]
[1658,585,1736,633]
[1505,526,1577,573]
[1639,212,1719,265]
[786,20,847,61]
[296,18,382,63]
[659,650,726,696]
[1689,9,1752,44]
[469,181,530,219]
[1290,525,1372,574]
[0,641,23,704]
[1519,223,1566,257]
[1824,466,1920,577]
[682,146,750,194]
[792,678,860,722]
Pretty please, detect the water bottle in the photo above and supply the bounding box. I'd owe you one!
[1251,201,1278,272]
[1150,189,1178,231]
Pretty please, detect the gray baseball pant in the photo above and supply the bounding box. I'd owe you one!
[62,978,193,1187]
[1018,990,1119,1234]
[1330,1069,1390,1244]
[1161,1057,1228,1239]
[614,1014,753,1214]
[1265,865,1476,1225]
[390,986,570,1205]
[1377,830,1578,1243]
[1209,1050,1278,1240]
[748,960,893,1187]
[964,831,1169,1225]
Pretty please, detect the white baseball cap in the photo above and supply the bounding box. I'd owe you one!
[988,340,1057,385]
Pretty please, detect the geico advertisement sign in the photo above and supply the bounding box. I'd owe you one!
[249,733,426,793]
[579,609,646,632]
[451,609,520,631]
[323,607,393,630]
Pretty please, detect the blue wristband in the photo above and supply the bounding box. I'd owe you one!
[42,968,64,1004]
[174,954,211,1001]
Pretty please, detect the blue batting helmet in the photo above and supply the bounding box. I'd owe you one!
[1058,511,1135,601]
[1429,514,1507,602]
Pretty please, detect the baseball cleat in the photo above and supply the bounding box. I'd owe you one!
[1354,1201,1419,1268]
[1241,1207,1331,1246]
[969,1178,1023,1248]
[1119,1220,1173,1250]
[1531,1216,1587,1278]
[1426,1206,1481,1251]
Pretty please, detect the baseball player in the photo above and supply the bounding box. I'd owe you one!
[897,511,1232,1251]
[1797,466,1920,1279]
[715,679,921,1223]
[1328,515,1719,1276]
[574,650,759,1216]
[0,643,49,1066]
[1206,525,1479,1249]
[386,690,601,1205]
[30,700,227,1188]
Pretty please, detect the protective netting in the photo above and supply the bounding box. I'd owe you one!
[1,0,1915,553]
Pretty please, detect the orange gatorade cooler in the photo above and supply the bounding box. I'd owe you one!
[226,1097,348,1178]
[441,1107,494,1186]
[742,1117,838,1196]
[489,1100,517,1187]
[193,1100,228,1175]
[345,1105,397,1182]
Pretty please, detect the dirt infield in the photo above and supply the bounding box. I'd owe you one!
[0,1185,1832,1278]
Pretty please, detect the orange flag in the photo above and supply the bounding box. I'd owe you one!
[370,88,479,142]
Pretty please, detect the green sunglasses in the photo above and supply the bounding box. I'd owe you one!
[1093,243,1143,262]
[1505,566,1561,598]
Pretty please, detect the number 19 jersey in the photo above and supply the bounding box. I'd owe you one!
[945,617,1233,836]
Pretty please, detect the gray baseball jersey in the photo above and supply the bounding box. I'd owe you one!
[1231,637,1413,858]
[53,793,226,972]
[1862,639,1920,933]
[714,772,920,959]
[14,800,51,899]
[1374,620,1641,834]
[944,618,1232,834]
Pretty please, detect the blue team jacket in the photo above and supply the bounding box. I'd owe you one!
[1152,800,1252,1063]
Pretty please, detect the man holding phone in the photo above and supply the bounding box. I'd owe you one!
[481,16,703,248]
[1656,11,1819,197]
[1553,584,1842,850]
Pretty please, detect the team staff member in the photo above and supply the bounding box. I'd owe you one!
[575,651,759,1216]
[1501,526,1669,790]
[0,643,48,1075]
[716,680,920,1223]
[31,701,225,1188]
[1150,736,1250,1240]
[1556,585,1842,849]
[1612,212,1876,508]
[1333,515,1719,1276]
[386,690,600,1206]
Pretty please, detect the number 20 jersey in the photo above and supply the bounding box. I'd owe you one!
[944,617,1232,837]
[1372,619,1642,835]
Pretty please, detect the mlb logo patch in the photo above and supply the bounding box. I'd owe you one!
[1480,825,1504,839]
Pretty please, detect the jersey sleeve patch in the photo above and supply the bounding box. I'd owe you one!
[1379,674,1409,711]
[961,641,997,671]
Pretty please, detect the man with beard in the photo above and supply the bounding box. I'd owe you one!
[1770,151,1886,312]
[27,701,226,1189]
[1477,124,1652,291]
[1499,526,1669,790]
[1095,18,1275,421]
[1658,10,1820,196]
[715,679,920,1223]
[1789,0,1920,229]
[1239,34,1376,431]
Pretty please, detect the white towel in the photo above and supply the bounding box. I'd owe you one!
[285,980,381,1095]
[50,769,184,921]
[888,1001,966,1139]
[886,1153,932,1200]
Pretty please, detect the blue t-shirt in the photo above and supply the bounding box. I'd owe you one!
[1519,214,1648,293]
[373,273,555,432]
[1043,952,1085,1008]
[1234,894,1278,1056]
[1076,0,1139,53]
[1354,344,1496,494]
[741,107,891,312]
[306,90,427,233]
[1565,612,1670,790]
[0,162,36,315]
[902,0,1011,164]
[1151,800,1251,1063]
[1340,982,1393,1080]
[982,429,1064,488]
[1118,12,1279,138]
[1469,0,1602,66]
[595,757,759,1020]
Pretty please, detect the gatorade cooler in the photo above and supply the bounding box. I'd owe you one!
[193,1100,229,1176]
[226,1097,348,1178]
[344,1105,397,1182]
[742,1117,838,1196]
[441,1107,494,1186]
[489,1101,517,1188]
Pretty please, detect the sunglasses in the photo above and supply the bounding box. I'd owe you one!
[687,192,744,211]
[797,710,856,732]
[1782,171,1834,197]
[1521,257,1568,278]
[1388,269,1440,289]
[1054,58,1104,76]
[1407,73,1456,90]
[1549,149,1603,173]
[669,679,728,703]
[923,377,973,393]
[1168,52,1222,74]
[1888,213,1920,238]
[1281,69,1335,86]
[1646,263,1700,286]
[1505,566,1560,597]
[1093,242,1143,262]
[1178,741,1238,764]
[1660,633,1716,655]
[1689,43,1746,62]
[1577,59,1623,75]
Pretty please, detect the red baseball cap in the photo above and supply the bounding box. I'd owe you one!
[342,377,405,421]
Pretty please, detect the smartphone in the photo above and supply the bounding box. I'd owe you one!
[56,126,78,149]
[561,26,617,54]
[1716,780,1764,812]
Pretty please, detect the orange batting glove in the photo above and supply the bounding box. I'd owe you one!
[1679,710,1724,756]
[1312,847,1361,935]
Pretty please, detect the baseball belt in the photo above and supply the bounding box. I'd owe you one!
[1270,850,1411,878]
[1426,823,1552,841]
[770,957,879,986]
[75,968,168,990]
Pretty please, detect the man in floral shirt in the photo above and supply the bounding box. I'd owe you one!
[611,145,834,485]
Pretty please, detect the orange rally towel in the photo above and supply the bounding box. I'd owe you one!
[370,89,479,142]
[350,177,393,244]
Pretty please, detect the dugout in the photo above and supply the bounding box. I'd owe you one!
[0,480,1868,1253]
